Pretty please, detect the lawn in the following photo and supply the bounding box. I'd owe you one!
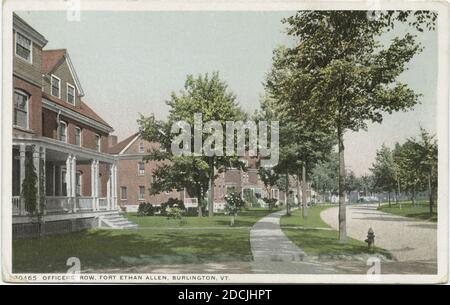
[13,208,277,273]
[280,206,391,258]
[125,208,280,228]
[378,200,437,222]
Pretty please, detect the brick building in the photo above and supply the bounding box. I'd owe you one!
[11,14,136,236]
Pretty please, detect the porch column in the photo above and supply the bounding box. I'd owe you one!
[112,162,118,210]
[91,160,99,211]
[66,154,72,211]
[32,145,41,213]
[19,144,26,215]
[71,155,77,212]
[96,160,100,210]
[106,163,111,210]
[40,147,46,215]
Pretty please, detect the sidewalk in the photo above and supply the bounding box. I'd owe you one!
[249,210,336,274]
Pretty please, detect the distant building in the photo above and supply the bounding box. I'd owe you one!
[108,133,184,212]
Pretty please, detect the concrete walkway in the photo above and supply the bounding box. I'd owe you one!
[249,210,336,274]
[320,204,437,262]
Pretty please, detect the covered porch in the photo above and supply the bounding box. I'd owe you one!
[12,137,118,217]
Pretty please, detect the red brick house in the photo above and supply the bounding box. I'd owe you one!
[11,14,135,236]
[108,133,184,212]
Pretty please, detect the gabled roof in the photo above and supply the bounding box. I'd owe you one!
[42,49,85,96]
[42,92,113,130]
[108,133,140,154]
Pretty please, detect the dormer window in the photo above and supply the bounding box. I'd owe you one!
[51,75,61,98]
[15,32,32,63]
[67,83,75,105]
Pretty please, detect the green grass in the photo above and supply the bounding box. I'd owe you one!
[13,208,277,273]
[280,207,391,258]
[378,200,437,222]
[126,208,280,228]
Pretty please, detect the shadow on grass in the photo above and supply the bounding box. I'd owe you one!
[13,228,253,273]
[283,228,392,259]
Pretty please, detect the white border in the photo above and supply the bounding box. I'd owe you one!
[1,0,449,284]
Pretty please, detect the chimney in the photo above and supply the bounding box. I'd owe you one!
[108,135,118,147]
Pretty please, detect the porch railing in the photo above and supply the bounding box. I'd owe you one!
[98,197,108,210]
[46,196,72,214]
[13,196,115,215]
[77,197,95,212]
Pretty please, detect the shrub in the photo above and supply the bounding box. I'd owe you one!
[161,198,185,215]
[137,202,154,216]
[263,198,278,211]
[224,191,245,226]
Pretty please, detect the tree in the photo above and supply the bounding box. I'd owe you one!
[22,150,38,214]
[266,11,432,242]
[408,128,437,215]
[258,166,280,200]
[370,144,397,207]
[139,72,245,217]
[258,96,334,218]
[311,153,339,203]
[21,145,45,234]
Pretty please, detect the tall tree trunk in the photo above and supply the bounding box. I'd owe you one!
[428,172,433,216]
[388,192,391,208]
[338,127,347,242]
[208,158,215,217]
[196,189,203,217]
[296,173,301,209]
[302,163,308,219]
[285,170,290,216]
[397,179,402,209]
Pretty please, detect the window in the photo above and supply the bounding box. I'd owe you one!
[59,121,67,142]
[138,186,145,200]
[75,127,81,146]
[13,90,29,129]
[51,75,61,98]
[138,162,145,175]
[15,32,32,63]
[95,134,101,152]
[120,186,127,200]
[139,142,145,153]
[67,84,75,105]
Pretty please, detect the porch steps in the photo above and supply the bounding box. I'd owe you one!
[99,211,138,230]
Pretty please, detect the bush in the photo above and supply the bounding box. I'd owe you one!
[263,198,278,211]
[161,198,185,215]
[224,191,245,226]
[137,203,154,216]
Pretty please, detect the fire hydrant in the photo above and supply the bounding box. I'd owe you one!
[365,227,375,251]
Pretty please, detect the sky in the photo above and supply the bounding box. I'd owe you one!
[16,11,437,176]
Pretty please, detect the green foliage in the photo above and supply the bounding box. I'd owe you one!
[138,72,246,217]
[22,150,37,215]
[370,144,397,194]
[242,189,258,207]
[263,198,277,211]
[161,198,185,215]
[224,191,245,217]
[137,203,154,216]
